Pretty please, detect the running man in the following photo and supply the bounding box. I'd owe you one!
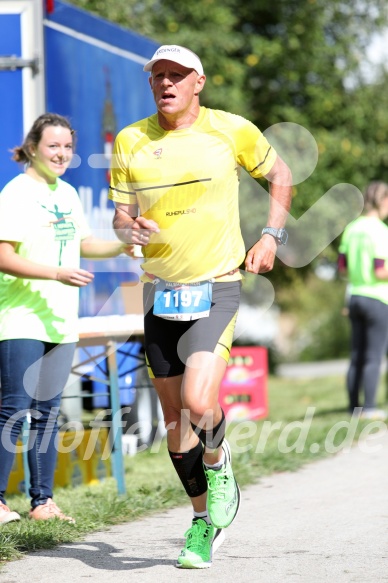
[109,45,292,568]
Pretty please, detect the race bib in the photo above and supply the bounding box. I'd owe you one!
[153,280,213,321]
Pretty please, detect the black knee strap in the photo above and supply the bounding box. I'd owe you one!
[191,409,226,450]
[168,441,207,497]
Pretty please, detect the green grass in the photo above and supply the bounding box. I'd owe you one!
[1,373,387,566]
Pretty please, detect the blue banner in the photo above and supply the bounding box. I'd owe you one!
[0,14,24,189]
[45,1,158,316]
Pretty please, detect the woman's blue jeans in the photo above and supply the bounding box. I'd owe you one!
[0,339,76,508]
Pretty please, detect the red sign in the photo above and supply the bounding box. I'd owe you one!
[219,346,268,421]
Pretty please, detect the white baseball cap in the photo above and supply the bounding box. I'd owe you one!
[143,45,204,75]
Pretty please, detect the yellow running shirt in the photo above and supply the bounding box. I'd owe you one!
[109,107,277,283]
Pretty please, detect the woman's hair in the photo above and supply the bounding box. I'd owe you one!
[363,181,388,213]
[12,113,76,164]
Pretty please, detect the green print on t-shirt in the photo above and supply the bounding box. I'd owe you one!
[53,221,76,241]
[41,203,76,265]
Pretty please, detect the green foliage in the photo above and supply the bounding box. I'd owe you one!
[275,271,350,361]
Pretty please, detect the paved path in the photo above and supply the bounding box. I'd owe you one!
[276,358,388,380]
[1,428,387,583]
[276,359,349,378]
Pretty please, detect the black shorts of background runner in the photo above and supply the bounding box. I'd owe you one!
[143,281,241,378]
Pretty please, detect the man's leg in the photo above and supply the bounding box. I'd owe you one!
[182,351,240,529]
[144,281,240,566]
[152,375,208,511]
[152,375,224,568]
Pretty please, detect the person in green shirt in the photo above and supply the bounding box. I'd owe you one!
[338,181,388,420]
[0,113,132,525]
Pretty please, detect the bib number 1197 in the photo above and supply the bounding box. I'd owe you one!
[153,280,213,321]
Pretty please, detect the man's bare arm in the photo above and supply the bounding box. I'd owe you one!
[244,155,292,274]
[264,154,293,230]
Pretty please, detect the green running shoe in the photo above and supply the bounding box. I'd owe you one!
[204,439,241,529]
[176,518,225,569]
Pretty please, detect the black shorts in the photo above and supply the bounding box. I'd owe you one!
[143,281,241,378]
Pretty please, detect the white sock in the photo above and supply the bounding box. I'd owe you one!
[194,510,211,525]
[204,450,225,470]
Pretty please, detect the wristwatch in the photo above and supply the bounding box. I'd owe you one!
[261,227,288,245]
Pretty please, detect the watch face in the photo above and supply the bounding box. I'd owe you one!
[278,229,288,245]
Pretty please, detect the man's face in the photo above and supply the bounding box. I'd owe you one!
[149,59,205,117]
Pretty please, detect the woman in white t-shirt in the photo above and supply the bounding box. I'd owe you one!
[0,113,132,524]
